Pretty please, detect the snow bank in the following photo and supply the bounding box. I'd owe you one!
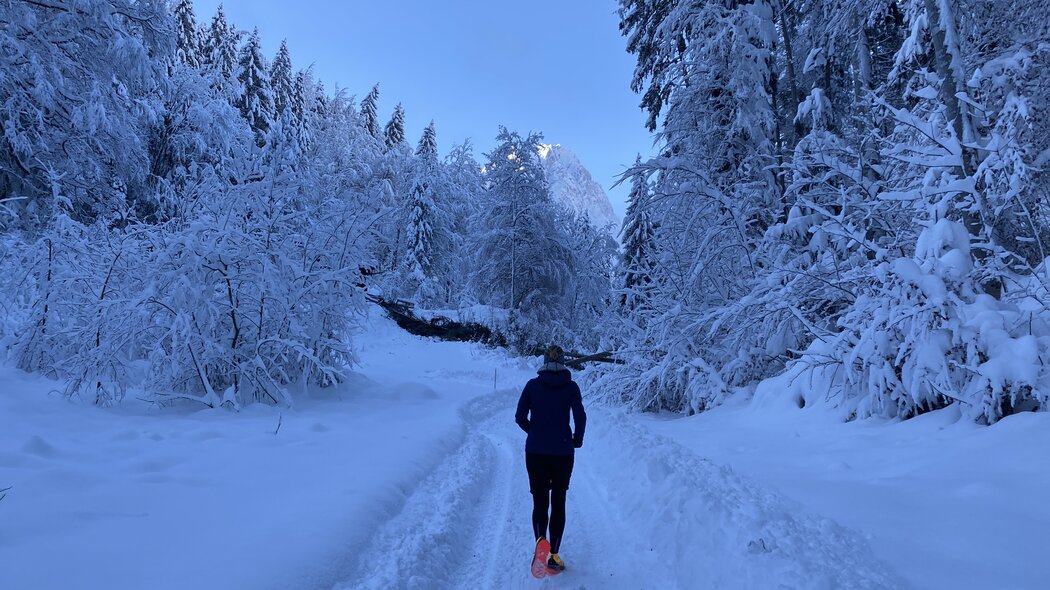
[588,409,907,589]
[640,401,1050,589]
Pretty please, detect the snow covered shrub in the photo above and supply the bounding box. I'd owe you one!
[139,169,365,408]
[833,220,1048,422]
[11,215,151,404]
[595,306,731,415]
[10,167,366,408]
[595,354,731,415]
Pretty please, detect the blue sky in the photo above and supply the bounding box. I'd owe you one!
[193,0,654,218]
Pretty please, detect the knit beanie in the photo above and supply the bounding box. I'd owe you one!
[543,345,565,365]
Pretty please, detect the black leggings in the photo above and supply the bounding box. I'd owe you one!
[525,453,574,554]
[532,488,568,553]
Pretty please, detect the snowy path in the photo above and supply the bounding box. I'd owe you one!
[334,390,907,590]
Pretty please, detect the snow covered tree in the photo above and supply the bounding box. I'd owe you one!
[270,40,294,118]
[360,84,381,139]
[821,0,1050,421]
[202,5,240,85]
[398,121,452,303]
[601,0,783,412]
[471,128,575,346]
[312,79,329,117]
[290,70,311,149]
[172,0,202,68]
[417,120,438,160]
[145,58,247,223]
[440,140,484,304]
[237,28,273,145]
[618,157,657,309]
[384,103,406,150]
[403,187,437,301]
[563,211,618,351]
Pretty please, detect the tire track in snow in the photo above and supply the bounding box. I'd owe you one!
[334,392,908,590]
[449,399,670,590]
[333,390,516,590]
[472,430,518,586]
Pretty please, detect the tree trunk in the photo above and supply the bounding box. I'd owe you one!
[778,7,803,145]
[922,0,997,296]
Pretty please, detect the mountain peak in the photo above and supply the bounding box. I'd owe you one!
[537,144,618,232]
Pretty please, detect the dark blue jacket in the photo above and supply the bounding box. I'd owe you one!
[515,368,586,455]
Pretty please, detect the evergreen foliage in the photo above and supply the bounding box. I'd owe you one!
[236,29,273,144]
[172,0,201,67]
[202,5,240,85]
[385,103,406,149]
[618,156,657,309]
[270,40,294,117]
[417,121,438,161]
[360,84,381,138]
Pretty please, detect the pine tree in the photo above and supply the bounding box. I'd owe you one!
[619,156,656,308]
[401,121,442,301]
[290,71,309,148]
[237,28,274,145]
[270,40,293,118]
[312,80,328,117]
[416,120,438,161]
[172,0,201,68]
[384,103,405,149]
[359,84,380,138]
[403,181,436,297]
[202,5,239,83]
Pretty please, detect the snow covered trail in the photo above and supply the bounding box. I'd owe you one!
[334,391,907,590]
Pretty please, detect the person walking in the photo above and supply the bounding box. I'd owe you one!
[515,345,586,575]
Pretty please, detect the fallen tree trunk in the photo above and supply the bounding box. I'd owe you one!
[563,351,625,370]
[365,295,621,368]
[366,294,506,346]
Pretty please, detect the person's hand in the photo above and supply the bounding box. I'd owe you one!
[573,437,583,449]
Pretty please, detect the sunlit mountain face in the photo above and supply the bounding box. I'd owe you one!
[537,144,618,233]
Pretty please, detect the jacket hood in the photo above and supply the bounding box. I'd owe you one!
[537,367,573,388]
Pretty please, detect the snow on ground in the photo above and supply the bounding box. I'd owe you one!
[0,310,522,590]
[638,396,1050,590]
[334,391,905,590]
[2,308,1044,589]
